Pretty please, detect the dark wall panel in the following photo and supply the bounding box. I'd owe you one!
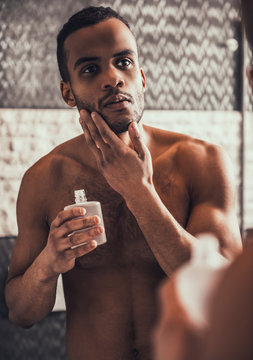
[0,237,67,360]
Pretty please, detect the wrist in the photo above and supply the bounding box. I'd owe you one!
[34,250,59,284]
[125,179,158,210]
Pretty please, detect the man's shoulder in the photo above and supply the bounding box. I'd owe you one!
[22,135,84,187]
[148,125,234,190]
[173,136,232,185]
[16,135,88,221]
[173,135,225,166]
[174,136,235,202]
[147,125,224,165]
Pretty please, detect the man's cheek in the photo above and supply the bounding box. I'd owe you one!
[75,97,97,114]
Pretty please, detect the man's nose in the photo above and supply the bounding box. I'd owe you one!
[101,67,124,90]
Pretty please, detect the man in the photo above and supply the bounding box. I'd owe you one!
[5,6,241,360]
[153,1,252,360]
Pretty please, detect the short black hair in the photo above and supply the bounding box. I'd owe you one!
[57,6,131,82]
[241,0,253,52]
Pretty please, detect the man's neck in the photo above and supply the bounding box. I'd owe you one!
[118,122,148,149]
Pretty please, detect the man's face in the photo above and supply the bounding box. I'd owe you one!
[62,18,145,134]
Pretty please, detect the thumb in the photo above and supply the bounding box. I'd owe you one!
[128,122,147,160]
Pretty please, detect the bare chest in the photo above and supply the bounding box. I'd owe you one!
[47,159,190,269]
[153,157,190,226]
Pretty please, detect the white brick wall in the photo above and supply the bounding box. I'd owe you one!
[0,109,242,236]
[244,112,253,229]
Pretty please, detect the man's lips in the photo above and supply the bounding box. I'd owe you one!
[103,95,131,108]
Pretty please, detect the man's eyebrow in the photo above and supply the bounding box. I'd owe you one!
[73,56,100,70]
[113,49,136,58]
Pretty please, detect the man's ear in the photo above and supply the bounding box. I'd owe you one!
[60,81,76,107]
[246,66,253,92]
[140,67,146,91]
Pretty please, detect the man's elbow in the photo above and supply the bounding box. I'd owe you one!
[8,311,34,328]
[5,286,34,328]
[7,306,35,329]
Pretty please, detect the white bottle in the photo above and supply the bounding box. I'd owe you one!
[64,189,107,247]
[174,234,230,330]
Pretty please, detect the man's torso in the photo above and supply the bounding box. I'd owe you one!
[43,127,191,360]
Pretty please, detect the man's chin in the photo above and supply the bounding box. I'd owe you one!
[98,111,133,134]
[107,121,131,134]
[114,123,132,134]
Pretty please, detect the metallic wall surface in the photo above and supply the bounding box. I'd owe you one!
[0,0,240,109]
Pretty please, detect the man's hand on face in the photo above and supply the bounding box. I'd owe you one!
[79,109,153,198]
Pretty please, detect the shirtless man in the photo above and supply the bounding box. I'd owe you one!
[5,6,242,360]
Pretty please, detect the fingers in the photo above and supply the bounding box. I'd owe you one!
[79,109,125,169]
[81,110,120,146]
[128,122,147,160]
[51,207,86,229]
[79,110,109,167]
[79,110,122,152]
[60,214,101,238]
[80,119,104,166]
[46,208,102,275]
[49,209,103,251]
[55,222,103,252]
[66,240,98,259]
[68,224,104,249]
[91,112,122,146]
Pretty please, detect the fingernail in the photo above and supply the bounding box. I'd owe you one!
[80,109,88,115]
[91,240,97,248]
[132,121,139,133]
[79,208,86,215]
[131,122,140,137]
[95,216,101,224]
[94,227,103,235]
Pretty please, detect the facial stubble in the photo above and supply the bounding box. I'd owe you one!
[72,88,145,134]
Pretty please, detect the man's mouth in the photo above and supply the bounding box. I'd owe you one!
[103,95,131,108]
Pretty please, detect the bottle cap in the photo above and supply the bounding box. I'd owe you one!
[74,189,87,204]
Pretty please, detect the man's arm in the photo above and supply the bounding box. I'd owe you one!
[124,138,242,273]
[79,110,242,275]
[5,163,103,327]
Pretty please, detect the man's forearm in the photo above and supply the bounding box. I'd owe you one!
[5,251,58,328]
[125,182,194,275]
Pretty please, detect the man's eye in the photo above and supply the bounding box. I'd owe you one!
[81,65,97,74]
[117,59,132,68]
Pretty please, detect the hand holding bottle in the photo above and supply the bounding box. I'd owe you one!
[43,206,104,277]
[64,189,107,246]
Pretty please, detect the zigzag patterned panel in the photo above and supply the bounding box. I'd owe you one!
[245,45,253,111]
[0,0,240,109]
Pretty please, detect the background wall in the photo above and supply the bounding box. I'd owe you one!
[0,0,252,359]
[1,0,248,235]
[0,0,242,110]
